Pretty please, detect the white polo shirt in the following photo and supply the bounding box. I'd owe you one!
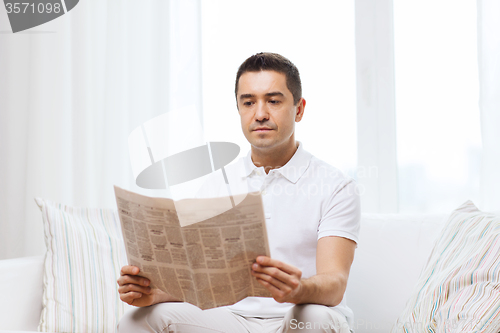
[196,142,360,326]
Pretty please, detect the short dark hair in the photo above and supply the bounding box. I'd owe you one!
[235,52,302,105]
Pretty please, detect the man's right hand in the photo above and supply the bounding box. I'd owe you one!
[117,265,175,307]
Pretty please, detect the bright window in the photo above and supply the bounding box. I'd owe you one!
[394,0,482,213]
[201,0,357,172]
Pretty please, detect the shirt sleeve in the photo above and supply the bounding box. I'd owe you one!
[317,179,361,245]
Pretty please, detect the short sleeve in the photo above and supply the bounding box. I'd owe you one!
[317,179,361,245]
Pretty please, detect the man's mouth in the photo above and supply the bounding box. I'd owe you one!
[253,127,272,132]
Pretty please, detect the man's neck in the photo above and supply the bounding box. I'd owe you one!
[250,141,299,174]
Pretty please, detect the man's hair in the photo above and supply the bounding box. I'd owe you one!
[235,52,302,105]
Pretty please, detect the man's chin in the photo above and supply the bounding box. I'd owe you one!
[250,139,275,149]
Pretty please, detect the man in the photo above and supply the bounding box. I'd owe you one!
[117,52,360,333]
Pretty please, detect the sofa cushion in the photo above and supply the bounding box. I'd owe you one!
[36,198,132,333]
[392,201,500,332]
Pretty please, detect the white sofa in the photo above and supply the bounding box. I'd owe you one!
[0,213,449,333]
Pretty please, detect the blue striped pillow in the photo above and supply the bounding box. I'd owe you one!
[393,201,500,332]
[36,198,132,333]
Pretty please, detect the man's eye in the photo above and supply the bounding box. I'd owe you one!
[269,100,280,104]
[243,101,253,106]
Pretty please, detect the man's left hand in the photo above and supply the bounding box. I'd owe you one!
[251,256,303,303]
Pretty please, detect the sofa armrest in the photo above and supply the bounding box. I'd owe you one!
[346,213,448,332]
[0,256,44,331]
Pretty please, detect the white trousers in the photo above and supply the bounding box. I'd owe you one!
[117,302,351,333]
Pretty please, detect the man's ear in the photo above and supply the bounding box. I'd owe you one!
[295,98,306,122]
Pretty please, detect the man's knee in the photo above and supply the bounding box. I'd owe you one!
[282,304,349,333]
[291,304,333,322]
[117,302,202,333]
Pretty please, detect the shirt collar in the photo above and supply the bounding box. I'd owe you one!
[243,141,312,184]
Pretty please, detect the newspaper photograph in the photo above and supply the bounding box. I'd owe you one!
[114,186,272,309]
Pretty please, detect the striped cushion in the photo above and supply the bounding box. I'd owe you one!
[393,201,500,332]
[36,198,131,333]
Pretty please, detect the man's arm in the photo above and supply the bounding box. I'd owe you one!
[251,235,356,306]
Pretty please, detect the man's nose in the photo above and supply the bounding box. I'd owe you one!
[254,101,269,121]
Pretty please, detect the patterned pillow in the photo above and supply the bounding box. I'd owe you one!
[392,201,500,333]
[36,198,131,333]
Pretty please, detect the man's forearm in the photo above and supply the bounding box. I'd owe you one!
[293,272,347,307]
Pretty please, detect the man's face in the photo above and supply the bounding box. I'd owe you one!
[236,70,304,153]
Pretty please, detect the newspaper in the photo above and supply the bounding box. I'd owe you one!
[114,186,272,309]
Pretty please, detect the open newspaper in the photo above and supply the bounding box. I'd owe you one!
[114,186,272,310]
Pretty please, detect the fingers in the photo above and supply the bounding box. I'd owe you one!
[120,265,140,276]
[117,265,150,287]
[251,269,290,291]
[118,281,152,295]
[252,272,298,303]
[119,291,143,305]
[254,277,289,303]
[251,264,300,290]
[117,265,152,306]
[117,273,150,288]
[255,256,302,277]
[117,265,157,306]
[251,258,303,303]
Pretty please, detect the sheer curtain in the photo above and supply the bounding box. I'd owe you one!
[0,0,202,260]
[2,0,499,260]
[478,0,500,212]
[355,0,498,213]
